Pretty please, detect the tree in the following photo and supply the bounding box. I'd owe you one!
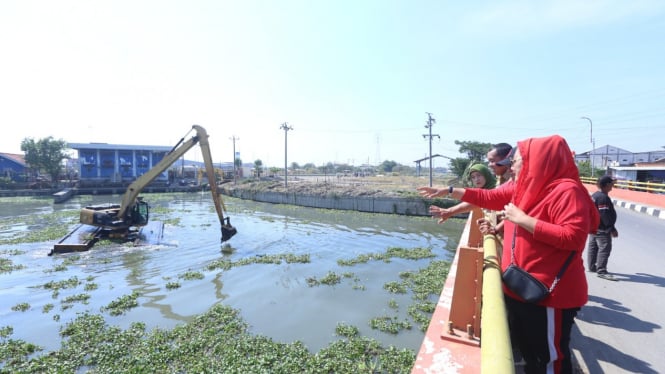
[454,140,493,163]
[576,160,605,179]
[378,160,398,173]
[269,167,280,177]
[449,158,472,179]
[290,162,300,172]
[234,157,242,168]
[253,159,263,178]
[21,136,69,187]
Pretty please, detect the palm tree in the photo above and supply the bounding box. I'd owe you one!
[253,159,263,178]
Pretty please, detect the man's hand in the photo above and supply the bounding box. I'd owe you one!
[476,218,496,235]
[418,187,445,198]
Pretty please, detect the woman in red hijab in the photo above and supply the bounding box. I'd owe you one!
[419,135,599,374]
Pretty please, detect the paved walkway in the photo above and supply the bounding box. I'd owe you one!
[572,185,665,373]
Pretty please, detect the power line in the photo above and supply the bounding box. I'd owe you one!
[280,122,293,188]
[422,112,440,187]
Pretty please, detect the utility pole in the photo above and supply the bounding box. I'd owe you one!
[280,122,293,188]
[580,116,595,177]
[229,136,239,184]
[423,113,440,187]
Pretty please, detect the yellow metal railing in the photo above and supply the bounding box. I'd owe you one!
[480,233,514,373]
[580,176,665,194]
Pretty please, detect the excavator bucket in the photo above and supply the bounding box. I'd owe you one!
[221,217,237,242]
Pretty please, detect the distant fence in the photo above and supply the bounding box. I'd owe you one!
[580,176,665,194]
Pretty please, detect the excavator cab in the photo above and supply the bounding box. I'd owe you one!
[129,198,149,227]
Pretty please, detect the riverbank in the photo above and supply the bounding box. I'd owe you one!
[220,176,457,216]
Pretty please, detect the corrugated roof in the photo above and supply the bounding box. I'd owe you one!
[0,153,26,166]
[67,143,172,152]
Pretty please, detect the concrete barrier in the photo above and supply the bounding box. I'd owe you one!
[221,188,434,216]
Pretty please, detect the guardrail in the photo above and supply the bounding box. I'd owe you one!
[412,208,514,373]
[580,176,665,194]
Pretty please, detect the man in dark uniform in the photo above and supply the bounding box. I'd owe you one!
[587,175,619,280]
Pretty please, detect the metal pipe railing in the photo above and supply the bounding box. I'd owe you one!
[480,233,514,373]
[580,176,665,194]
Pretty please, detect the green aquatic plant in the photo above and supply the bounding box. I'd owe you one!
[11,303,30,312]
[334,323,359,338]
[369,316,412,334]
[0,304,415,373]
[61,293,91,305]
[0,326,13,338]
[179,270,204,280]
[102,291,140,316]
[0,257,25,273]
[165,281,181,290]
[383,281,407,294]
[42,304,54,313]
[41,276,81,291]
[337,246,435,266]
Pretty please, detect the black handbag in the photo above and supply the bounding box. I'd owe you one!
[502,227,575,304]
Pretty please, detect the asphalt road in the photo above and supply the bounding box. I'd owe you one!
[571,206,665,373]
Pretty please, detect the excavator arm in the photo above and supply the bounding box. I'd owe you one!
[79,125,237,242]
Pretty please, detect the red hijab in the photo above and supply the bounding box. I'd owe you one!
[513,135,599,233]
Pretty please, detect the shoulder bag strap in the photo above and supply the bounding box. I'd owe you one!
[510,226,576,293]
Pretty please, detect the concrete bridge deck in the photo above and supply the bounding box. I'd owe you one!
[572,186,665,373]
[414,186,665,373]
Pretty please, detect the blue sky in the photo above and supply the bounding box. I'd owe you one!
[1,1,664,168]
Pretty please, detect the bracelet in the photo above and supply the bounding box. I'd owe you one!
[448,186,454,195]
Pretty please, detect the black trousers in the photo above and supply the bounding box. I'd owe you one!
[505,296,580,374]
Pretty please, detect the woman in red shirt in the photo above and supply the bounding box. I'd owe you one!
[419,135,599,374]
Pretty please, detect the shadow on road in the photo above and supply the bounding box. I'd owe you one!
[610,272,665,287]
[572,325,659,374]
[578,295,661,332]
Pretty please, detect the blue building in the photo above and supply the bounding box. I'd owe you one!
[0,153,27,181]
[67,143,172,186]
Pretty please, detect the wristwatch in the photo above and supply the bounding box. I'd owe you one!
[448,186,454,195]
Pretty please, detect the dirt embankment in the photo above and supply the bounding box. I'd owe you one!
[223,175,447,199]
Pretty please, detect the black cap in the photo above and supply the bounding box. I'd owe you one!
[598,175,616,187]
[495,148,514,166]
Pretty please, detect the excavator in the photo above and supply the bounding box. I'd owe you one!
[52,125,237,254]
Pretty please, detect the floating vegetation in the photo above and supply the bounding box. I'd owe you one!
[0,193,458,372]
[306,271,342,287]
[207,253,310,271]
[42,304,54,313]
[0,257,25,273]
[61,293,91,305]
[41,276,81,291]
[0,304,415,373]
[0,326,13,338]
[320,271,342,286]
[11,303,30,312]
[161,217,182,226]
[0,210,78,245]
[337,246,435,266]
[383,281,408,294]
[369,316,412,334]
[165,282,181,290]
[179,270,204,281]
[335,323,360,338]
[0,249,26,256]
[102,291,140,316]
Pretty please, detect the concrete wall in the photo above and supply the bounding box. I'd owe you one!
[222,188,433,216]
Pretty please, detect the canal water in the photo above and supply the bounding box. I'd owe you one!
[0,192,464,354]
